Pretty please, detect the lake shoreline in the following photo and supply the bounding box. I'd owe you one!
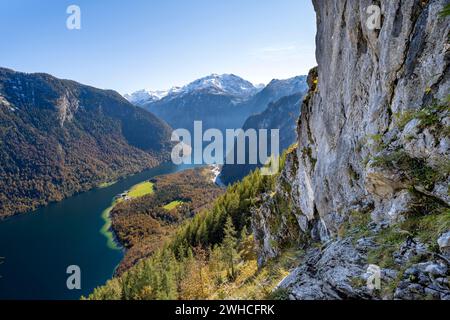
[100,200,124,252]
[98,164,212,266]
[101,164,225,277]
[0,160,169,223]
[0,162,202,300]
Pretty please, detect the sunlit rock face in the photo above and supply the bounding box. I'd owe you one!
[295,0,449,235]
[252,0,449,299]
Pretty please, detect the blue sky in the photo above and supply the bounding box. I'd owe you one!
[0,0,316,94]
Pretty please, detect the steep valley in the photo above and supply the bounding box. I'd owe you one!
[137,74,307,134]
[0,68,173,218]
[88,0,450,300]
[0,0,449,302]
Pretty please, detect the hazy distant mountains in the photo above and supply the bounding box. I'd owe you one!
[0,67,173,217]
[242,76,307,115]
[143,74,257,133]
[125,74,307,133]
[125,73,307,185]
[124,74,307,184]
[219,92,306,185]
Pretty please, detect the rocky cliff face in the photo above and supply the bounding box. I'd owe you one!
[253,0,449,299]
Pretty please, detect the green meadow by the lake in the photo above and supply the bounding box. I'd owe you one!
[128,181,154,198]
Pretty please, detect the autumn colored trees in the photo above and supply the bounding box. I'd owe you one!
[87,163,280,300]
[110,167,224,274]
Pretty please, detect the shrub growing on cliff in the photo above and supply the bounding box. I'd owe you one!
[440,3,450,17]
[395,101,450,133]
[371,151,439,190]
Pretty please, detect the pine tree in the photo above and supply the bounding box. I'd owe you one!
[158,272,177,299]
[222,216,238,279]
[240,225,248,242]
[197,221,208,245]
[120,272,135,300]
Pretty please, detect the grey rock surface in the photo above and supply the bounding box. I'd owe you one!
[277,239,370,300]
[438,231,450,257]
[296,0,449,233]
[252,0,450,300]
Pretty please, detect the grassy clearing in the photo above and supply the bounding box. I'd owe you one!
[338,210,372,240]
[440,3,450,17]
[366,226,409,269]
[98,181,118,189]
[367,207,450,270]
[163,200,185,211]
[128,181,154,198]
[364,207,450,298]
[338,202,449,272]
[99,180,154,250]
[400,207,450,251]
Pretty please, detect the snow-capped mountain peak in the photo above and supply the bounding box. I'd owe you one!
[124,88,178,106]
[124,90,158,106]
[125,74,261,106]
[182,74,258,98]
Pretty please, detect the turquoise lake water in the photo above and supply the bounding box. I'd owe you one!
[0,163,199,300]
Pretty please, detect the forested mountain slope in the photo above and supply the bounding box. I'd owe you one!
[110,167,224,274]
[0,68,173,218]
[220,92,305,185]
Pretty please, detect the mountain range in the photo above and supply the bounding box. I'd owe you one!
[124,89,168,106]
[125,74,262,106]
[0,69,307,218]
[125,74,307,133]
[0,67,173,218]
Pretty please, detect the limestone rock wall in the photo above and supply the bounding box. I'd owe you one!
[252,0,449,299]
[297,0,449,236]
